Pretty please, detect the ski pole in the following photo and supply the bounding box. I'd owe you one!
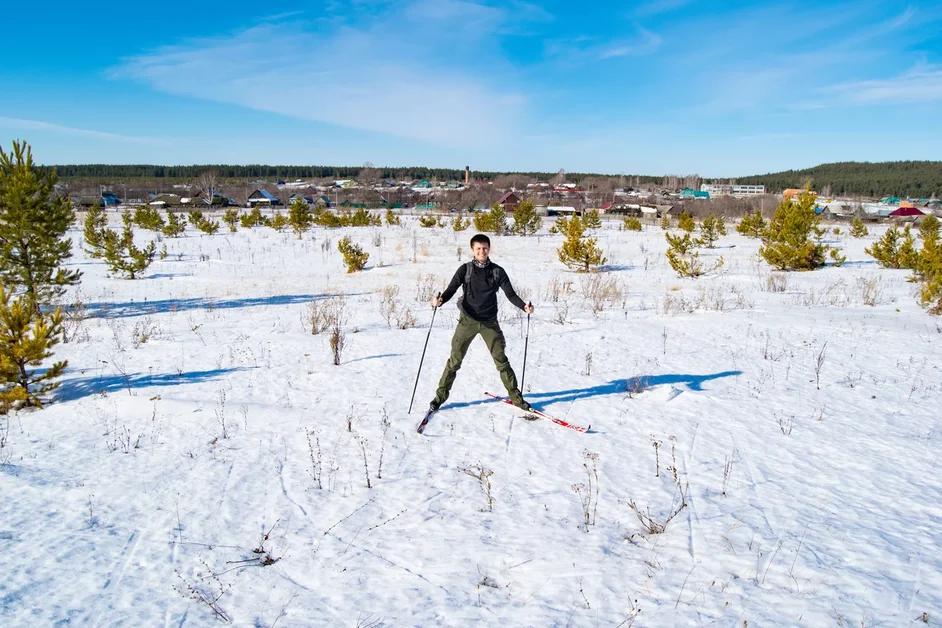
[520,302,531,393]
[408,292,440,414]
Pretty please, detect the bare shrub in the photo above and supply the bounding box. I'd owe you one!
[394,305,417,329]
[764,272,789,293]
[306,296,346,335]
[543,274,574,302]
[379,285,399,327]
[414,273,437,302]
[580,273,623,316]
[329,324,345,365]
[627,481,689,535]
[572,450,600,530]
[460,463,495,512]
[660,292,696,316]
[552,298,571,325]
[858,276,883,307]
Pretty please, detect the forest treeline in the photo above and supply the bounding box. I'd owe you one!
[43,161,942,198]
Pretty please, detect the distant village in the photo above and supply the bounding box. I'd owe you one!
[63,165,942,222]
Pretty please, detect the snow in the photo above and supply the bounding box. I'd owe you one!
[1,217,940,626]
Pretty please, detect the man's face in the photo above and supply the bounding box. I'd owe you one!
[472,242,490,263]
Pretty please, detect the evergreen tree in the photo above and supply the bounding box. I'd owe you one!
[582,209,602,230]
[919,214,940,242]
[677,210,696,233]
[512,200,541,236]
[486,203,507,235]
[132,206,165,231]
[102,211,157,279]
[759,190,834,271]
[736,211,766,238]
[451,215,470,231]
[665,232,723,278]
[161,212,186,237]
[270,212,288,232]
[187,209,205,228]
[473,210,493,233]
[0,285,67,412]
[385,208,401,226]
[915,219,942,314]
[850,216,869,238]
[622,216,643,231]
[240,207,265,228]
[288,197,313,238]
[338,236,369,272]
[660,216,672,230]
[222,208,239,232]
[0,141,81,313]
[699,214,722,248]
[83,203,108,258]
[418,215,438,228]
[865,225,918,269]
[556,215,607,272]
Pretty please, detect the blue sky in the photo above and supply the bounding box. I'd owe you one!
[1,0,940,176]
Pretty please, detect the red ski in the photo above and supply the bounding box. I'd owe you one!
[484,392,590,433]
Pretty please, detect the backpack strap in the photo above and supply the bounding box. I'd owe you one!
[463,261,501,291]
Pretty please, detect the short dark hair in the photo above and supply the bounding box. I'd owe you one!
[470,233,490,247]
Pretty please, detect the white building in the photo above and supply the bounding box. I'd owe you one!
[700,183,766,196]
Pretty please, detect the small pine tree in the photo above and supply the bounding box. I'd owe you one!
[83,203,109,258]
[850,216,869,237]
[161,212,186,237]
[385,208,401,226]
[338,236,369,272]
[919,214,940,242]
[187,209,205,228]
[270,212,288,232]
[716,215,727,236]
[556,215,607,272]
[582,209,602,230]
[222,208,239,232]
[240,207,265,228]
[418,215,438,228]
[759,191,833,271]
[623,216,643,231]
[512,200,542,236]
[132,206,165,231]
[0,141,82,314]
[699,214,722,248]
[0,286,67,412]
[677,210,696,233]
[865,225,918,269]
[665,232,724,278]
[915,221,942,314]
[451,215,470,231]
[102,211,157,279]
[660,216,672,230]
[486,204,507,235]
[347,208,374,227]
[288,197,313,238]
[197,218,219,235]
[473,210,493,232]
[736,211,766,238]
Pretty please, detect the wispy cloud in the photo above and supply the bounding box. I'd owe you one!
[109,2,526,147]
[0,116,157,143]
[634,0,695,17]
[545,25,662,63]
[822,65,942,105]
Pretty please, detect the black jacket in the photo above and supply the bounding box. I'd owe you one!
[440,261,526,322]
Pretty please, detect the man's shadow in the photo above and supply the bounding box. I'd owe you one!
[447,370,743,410]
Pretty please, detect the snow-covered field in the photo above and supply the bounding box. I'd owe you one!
[2,215,940,627]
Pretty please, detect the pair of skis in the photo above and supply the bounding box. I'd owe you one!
[416,392,590,434]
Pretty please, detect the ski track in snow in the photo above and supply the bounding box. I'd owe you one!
[2,216,941,625]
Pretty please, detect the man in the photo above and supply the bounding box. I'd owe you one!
[429,233,535,413]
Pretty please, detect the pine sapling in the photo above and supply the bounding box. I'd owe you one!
[0,286,67,412]
[102,211,157,279]
[83,203,109,257]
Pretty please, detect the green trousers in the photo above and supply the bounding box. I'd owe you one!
[434,313,523,406]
